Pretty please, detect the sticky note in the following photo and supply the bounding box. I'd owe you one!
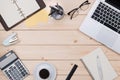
[25,9,49,27]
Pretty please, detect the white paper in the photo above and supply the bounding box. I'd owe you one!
[0,0,23,27]
[0,0,40,28]
[81,48,118,80]
[17,0,40,17]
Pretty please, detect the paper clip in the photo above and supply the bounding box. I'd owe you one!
[2,32,19,46]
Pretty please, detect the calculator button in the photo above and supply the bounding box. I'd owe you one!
[14,67,23,78]
[9,70,16,80]
[5,70,13,80]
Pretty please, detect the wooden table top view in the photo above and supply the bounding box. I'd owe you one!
[0,0,120,80]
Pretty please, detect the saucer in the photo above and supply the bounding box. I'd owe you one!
[34,63,56,80]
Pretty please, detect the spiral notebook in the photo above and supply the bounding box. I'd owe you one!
[0,0,46,31]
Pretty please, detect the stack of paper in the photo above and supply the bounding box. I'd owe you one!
[81,48,118,80]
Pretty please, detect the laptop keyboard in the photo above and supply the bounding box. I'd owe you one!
[91,2,120,34]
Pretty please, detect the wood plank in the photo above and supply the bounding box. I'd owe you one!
[0,31,100,45]
[0,46,119,60]
[56,75,92,80]
[1,61,119,75]
[1,75,120,80]
[0,61,119,78]
[23,61,120,76]
[24,75,120,80]
[23,61,89,75]
[0,61,88,75]
[0,75,93,80]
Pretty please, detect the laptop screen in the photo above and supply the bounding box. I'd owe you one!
[106,0,120,10]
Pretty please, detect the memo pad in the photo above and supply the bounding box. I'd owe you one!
[25,9,48,27]
[0,0,46,31]
[81,48,118,80]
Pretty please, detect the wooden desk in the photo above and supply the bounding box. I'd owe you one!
[0,0,120,80]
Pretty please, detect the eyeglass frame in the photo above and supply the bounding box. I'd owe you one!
[67,0,91,19]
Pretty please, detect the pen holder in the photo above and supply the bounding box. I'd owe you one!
[49,3,64,20]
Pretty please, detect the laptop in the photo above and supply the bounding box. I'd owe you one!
[80,0,120,54]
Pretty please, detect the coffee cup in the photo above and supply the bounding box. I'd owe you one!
[39,68,50,79]
[34,63,56,80]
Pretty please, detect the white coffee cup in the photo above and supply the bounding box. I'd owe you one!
[34,63,56,80]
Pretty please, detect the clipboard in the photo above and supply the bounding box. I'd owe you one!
[0,0,46,31]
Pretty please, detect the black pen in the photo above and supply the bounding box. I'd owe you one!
[66,64,78,80]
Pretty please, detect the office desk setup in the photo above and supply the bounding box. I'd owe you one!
[0,0,120,80]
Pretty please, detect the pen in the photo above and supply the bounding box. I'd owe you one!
[96,55,104,80]
[66,64,78,80]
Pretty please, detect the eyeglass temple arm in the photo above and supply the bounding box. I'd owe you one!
[70,9,78,19]
[67,8,78,15]
[70,10,76,19]
[79,0,91,8]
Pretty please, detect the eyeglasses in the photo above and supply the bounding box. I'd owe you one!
[67,0,90,19]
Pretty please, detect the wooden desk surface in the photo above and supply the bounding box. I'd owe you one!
[0,0,120,80]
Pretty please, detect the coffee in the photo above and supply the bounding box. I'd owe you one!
[39,69,50,79]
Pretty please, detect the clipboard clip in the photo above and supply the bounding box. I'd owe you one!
[3,32,19,46]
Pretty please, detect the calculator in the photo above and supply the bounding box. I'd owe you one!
[0,50,29,80]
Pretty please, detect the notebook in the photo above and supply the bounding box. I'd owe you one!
[81,48,118,80]
[0,0,46,31]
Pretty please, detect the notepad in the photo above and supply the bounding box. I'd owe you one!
[81,48,118,80]
[25,9,48,27]
[0,0,46,31]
